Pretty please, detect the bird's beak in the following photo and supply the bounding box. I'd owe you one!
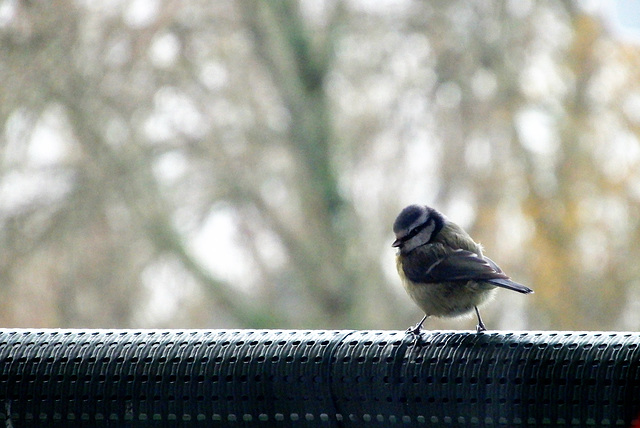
[392,238,402,248]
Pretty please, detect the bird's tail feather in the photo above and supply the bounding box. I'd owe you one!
[488,278,533,294]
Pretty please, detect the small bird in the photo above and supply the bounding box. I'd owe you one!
[392,204,533,334]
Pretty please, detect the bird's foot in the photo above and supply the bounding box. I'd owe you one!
[406,324,422,335]
[474,306,487,333]
[405,315,427,336]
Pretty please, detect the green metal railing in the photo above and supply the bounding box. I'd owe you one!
[1,329,639,426]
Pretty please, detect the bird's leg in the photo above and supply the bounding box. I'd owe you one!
[406,315,427,335]
[474,306,487,333]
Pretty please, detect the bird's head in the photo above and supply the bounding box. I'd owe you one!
[392,204,444,253]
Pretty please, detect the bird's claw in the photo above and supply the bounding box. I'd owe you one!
[405,324,423,335]
[405,315,427,336]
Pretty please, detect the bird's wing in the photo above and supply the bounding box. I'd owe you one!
[404,249,533,294]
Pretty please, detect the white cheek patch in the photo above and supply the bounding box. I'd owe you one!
[420,219,436,242]
[404,219,436,252]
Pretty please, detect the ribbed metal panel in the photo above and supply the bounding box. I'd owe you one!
[0,329,639,426]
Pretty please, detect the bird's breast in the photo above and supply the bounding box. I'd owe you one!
[407,280,496,318]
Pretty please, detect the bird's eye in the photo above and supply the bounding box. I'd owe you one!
[403,221,429,242]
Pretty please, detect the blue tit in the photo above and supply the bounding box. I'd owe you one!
[392,204,533,334]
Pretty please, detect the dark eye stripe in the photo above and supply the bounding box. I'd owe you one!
[401,218,432,243]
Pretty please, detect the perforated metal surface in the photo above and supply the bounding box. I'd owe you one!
[0,329,639,426]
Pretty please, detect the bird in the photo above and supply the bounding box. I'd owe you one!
[392,204,533,334]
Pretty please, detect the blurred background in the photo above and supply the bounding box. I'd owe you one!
[1,0,640,331]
